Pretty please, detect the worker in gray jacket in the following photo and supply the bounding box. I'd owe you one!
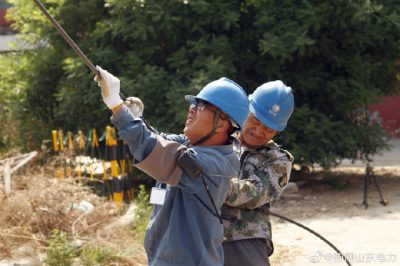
[222,81,295,266]
[95,66,249,266]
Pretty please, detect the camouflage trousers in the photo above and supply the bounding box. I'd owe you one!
[223,238,271,266]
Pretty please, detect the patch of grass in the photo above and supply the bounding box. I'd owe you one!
[79,246,111,266]
[45,229,74,266]
[45,229,125,265]
[132,185,152,239]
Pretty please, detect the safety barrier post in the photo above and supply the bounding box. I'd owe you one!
[52,130,64,178]
[109,127,123,209]
[58,130,64,151]
[65,131,73,177]
[76,130,85,180]
[89,129,100,180]
[52,130,59,152]
[103,126,113,203]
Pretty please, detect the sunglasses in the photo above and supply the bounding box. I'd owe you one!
[189,101,204,112]
[190,101,229,119]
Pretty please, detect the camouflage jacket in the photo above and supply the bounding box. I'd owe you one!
[221,141,294,242]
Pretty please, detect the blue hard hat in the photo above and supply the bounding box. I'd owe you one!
[185,77,249,129]
[249,80,294,131]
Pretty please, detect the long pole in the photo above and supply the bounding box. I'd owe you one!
[33,0,99,76]
[33,0,127,100]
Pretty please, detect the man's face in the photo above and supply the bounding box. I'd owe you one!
[241,113,277,147]
[183,100,221,144]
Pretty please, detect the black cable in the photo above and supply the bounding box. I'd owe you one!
[199,174,223,224]
[268,210,352,266]
[193,194,220,221]
[141,116,159,134]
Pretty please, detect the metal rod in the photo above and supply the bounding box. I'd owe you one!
[32,0,127,100]
[363,164,370,209]
[33,0,99,76]
[369,166,389,206]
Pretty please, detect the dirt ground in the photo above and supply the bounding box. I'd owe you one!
[269,167,400,266]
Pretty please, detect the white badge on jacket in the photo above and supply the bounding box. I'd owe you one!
[150,187,166,205]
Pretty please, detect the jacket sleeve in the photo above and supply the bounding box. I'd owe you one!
[111,106,186,185]
[225,152,293,209]
[160,133,190,145]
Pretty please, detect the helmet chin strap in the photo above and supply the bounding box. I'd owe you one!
[192,110,221,146]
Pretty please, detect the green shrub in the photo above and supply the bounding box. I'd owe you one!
[45,229,75,266]
[132,185,152,238]
[80,246,110,266]
[4,0,400,166]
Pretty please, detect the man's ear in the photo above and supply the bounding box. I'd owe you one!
[215,119,229,133]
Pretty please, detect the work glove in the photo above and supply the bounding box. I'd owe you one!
[94,66,123,110]
[124,96,144,118]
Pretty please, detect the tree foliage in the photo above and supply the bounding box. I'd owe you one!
[2,0,400,167]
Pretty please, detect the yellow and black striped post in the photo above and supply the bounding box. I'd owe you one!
[58,130,64,151]
[52,130,59,152]
[122,144,134,203]
[65,131,73,177]
[76,130,86,179]
[92,129,99,150]
[79,130,85,152]
[68,131,74,151]
[103,126,114,202]
[107,126,124,208]
[89,129,100,180]
[52,130,65,178]
[113,177,124,209]
[108,127,119,178]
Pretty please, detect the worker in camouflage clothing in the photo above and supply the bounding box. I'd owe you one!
[222,80,295,266]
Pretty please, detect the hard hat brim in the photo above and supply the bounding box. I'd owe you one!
[185,95,197,105]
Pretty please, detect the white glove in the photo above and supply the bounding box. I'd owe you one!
[94,66,123,110]
[124,96,144,118]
